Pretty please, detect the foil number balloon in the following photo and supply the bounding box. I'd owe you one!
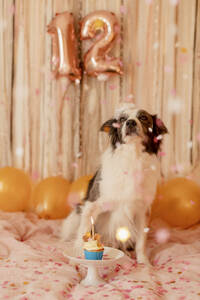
[48,10,122,80]
[47,12,81,81]
[81,10,122,77]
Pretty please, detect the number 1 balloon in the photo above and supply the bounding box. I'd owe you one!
[47,12,81,81]
[80,10,123,77]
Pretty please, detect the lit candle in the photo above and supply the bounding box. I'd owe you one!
[91,216,95,239]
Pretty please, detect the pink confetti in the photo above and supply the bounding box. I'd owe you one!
[65,96,70,101]
[49,101,54,107]
[115,266,120,272]
[156,118,164,127]
[109,84,117,90]
[197,133,200,142]
[179,53,189,64]
[112,122,120,128]
[72,162,78,168]
[126,94,134,101]
[105,55,113,61]
[101,202,114,212]
[164,65,173,73]
[189,119,193,124]
[154,137,158,143]
[61,291,68,297]
[170,88,176,96]
[31,171,39,181]
[136,61,141,67]
[155,228,170,244]
[190,200,195,205]
[158,151,166,157]
[120,5,126,14]
[124,289,132,293]
[67,193,80,208]
[170,164,183,173]
[35,88,40,96]
[114,25,120,33]
[55,262,62,266]
[117,37,122,44]
[48,72,55,81]
[9,4,15,15]
[34,270,43,274]
[133,171,144,184]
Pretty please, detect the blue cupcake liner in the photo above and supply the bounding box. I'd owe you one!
[84,249,104,260]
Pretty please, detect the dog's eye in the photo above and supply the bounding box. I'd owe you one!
[119,117,127,123]
[139,115,148,121]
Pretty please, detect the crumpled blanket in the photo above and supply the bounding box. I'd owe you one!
[0,211,200,300]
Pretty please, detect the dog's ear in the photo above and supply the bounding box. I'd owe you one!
[100,118,117,133]
[152,115,168,136]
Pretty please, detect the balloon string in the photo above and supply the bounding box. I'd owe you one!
[76,0,83,178]
[120,0,124,103]
[152,0,159,105]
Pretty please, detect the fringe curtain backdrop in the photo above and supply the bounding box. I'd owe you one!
[0,0,199,182]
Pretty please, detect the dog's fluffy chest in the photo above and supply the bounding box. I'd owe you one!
[100,142,159,202]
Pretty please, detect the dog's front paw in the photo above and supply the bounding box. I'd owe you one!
[137,254,151,266]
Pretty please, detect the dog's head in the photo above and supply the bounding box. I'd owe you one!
[100,103,168,154]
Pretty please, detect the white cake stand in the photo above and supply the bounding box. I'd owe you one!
[64,246,124,286]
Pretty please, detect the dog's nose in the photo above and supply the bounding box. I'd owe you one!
[126,119,137,127]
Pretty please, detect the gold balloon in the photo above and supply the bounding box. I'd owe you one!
[32,176,71,219]
[68,175,93,208]
[0,167,31,212]
[151,177,200,228]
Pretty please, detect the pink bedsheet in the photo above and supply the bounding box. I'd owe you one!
[0,212,200,300]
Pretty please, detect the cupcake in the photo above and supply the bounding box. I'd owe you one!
[83,232,104,260]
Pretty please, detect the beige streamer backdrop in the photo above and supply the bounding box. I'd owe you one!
[0,0,199,182]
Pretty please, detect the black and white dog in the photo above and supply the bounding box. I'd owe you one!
[61,103,168,264]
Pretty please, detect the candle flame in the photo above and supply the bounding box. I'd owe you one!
[91,216,94,225]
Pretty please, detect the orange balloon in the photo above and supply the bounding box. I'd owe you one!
[32,176,71,219]
[151,177,200,228]
[0,167,31,212]
[68,175,93,208]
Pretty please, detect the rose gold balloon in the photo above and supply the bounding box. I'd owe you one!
[80,10,123,77]
[47,12,81,81]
